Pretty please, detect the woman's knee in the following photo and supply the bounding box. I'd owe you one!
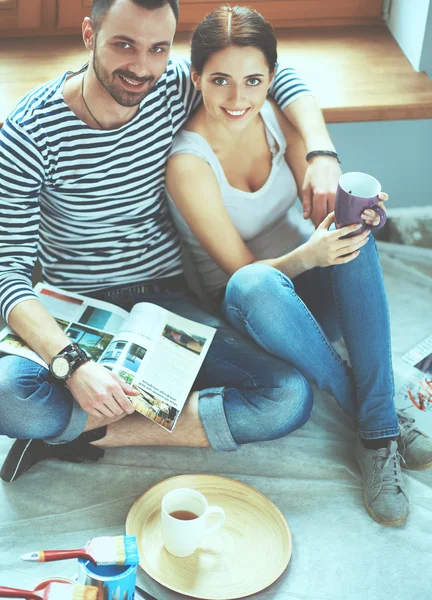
[226,264,293,308]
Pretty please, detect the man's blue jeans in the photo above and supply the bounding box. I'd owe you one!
[221,236,399,440]
[0,286,313,451]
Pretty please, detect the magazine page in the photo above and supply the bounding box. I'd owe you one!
[394,334,432,435]
[97,302,164,379]
[0,283,129,368]
[112,302,216,432]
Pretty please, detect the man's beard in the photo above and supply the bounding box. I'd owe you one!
[92,42,156,108]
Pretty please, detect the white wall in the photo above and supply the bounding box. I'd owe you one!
[328,119,431,208]
[387,0,431,71]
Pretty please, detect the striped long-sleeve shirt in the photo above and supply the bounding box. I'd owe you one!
[0,57,311,321]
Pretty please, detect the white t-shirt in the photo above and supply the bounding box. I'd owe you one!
[167,99,314,297]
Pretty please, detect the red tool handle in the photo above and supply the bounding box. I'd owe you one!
[0,586,42,599]
[40,549,88,562]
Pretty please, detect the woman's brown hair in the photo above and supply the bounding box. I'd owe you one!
[190,5,278,75]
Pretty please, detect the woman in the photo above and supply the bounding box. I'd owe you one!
[165,5,431,525]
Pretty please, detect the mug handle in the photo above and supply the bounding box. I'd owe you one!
[366,205,387,231]
[203,506,225,536]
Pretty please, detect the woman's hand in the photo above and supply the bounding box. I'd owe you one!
[361,192,389,226]
[302,212,371,269]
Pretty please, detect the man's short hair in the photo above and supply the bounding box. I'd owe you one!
[91,0,179,29]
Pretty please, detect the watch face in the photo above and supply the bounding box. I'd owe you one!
[52,356,70,379]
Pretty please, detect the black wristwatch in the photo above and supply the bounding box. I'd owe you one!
[49,343,91,380]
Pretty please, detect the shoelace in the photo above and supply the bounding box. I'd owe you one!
[397,409,422,447]
[373,440,406,493]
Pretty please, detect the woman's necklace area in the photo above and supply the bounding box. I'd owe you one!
[81,75,105,130]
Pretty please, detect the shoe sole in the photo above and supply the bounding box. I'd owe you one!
[354,449,409,527]
[0,440,33,483]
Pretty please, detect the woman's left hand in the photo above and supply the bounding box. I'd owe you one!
[361,192,389,226]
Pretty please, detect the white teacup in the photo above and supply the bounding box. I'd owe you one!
[161,488,225,557]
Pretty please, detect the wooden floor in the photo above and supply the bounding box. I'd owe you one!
[1,24,432,125]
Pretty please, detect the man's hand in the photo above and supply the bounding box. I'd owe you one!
[302,156,342,228]
[67,361,138,418]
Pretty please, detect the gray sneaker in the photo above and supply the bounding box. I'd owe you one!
[397,409,432,470]
[353,438,409,526]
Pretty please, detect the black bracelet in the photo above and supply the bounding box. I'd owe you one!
[306,150,341,163]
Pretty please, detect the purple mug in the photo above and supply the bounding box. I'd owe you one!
[334,172,386,238]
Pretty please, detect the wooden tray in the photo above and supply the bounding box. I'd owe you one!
[126,474,292,599]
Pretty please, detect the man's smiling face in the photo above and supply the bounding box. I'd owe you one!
[88,0,176,107]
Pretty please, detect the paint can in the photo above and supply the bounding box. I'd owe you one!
[77,559,137,600]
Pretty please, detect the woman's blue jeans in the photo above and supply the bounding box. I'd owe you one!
[221,236,399,440]
[0,287,313,451]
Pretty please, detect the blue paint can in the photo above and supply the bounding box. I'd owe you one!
[77,559,137,600]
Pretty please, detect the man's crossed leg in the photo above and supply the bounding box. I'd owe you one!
[0,292,313,481]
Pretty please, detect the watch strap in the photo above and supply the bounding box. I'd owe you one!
[50,343,90,380]
[58,343,87,359]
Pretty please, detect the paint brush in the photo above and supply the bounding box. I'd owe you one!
[0,583,98,600]
[21,534,139,566]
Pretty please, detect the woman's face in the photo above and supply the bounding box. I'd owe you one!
[192,45,274,131]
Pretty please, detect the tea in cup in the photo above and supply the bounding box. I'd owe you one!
[161,487,225,557]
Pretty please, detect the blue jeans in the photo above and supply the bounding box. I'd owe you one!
[221,236,399,440]
[0,284,313,451]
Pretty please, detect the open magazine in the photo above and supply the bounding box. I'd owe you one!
[395,334,432,435]
[0,283,215,433]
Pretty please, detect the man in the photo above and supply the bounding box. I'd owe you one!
[1,0,429,526]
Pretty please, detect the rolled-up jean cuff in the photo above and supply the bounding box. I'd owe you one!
[359,427,400,440]
[198,387,240,452]
[45,399,89,445]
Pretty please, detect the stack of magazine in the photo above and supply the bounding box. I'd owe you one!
[395,334,432,436]
[0,283,215,433]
